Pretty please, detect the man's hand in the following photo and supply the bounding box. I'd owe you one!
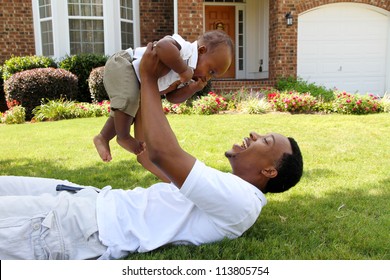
[139,42,165,82]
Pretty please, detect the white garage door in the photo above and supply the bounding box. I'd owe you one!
[298,4,389,95]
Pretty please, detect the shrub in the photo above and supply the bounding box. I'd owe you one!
[59,54,108,102]
[33,99,110,122]
[0,105,25,124]
[313,99,333,114]
[4,68,78,120]
[0,66,7,112]
[381,93,390,113]
[192,92,228,115]
[332,91,382,114]
[161,99,171,114]
[238,97,271,114]
[161,99,192,114]
[268,91,317,113]
[170,102,192,114]
[276,76,334,102]
[2,55,57,81]
[89,66,108,102]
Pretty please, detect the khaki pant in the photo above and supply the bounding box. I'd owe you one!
[104,50,140,118]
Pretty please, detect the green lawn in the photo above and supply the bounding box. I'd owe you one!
[1,113,389,259]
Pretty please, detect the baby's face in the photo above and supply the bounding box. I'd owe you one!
[193,45,232,82]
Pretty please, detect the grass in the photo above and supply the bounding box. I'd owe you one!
[1,113,389,260]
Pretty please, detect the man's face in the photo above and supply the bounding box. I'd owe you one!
[225,132,292,179]
[193,44,232,83]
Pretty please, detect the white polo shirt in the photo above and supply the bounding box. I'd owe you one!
[96,160,266,260]
[131,34,198,92]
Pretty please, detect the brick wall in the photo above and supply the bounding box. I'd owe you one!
[211,79,272,94]
[139,0,174,45]
[0,0,35,64]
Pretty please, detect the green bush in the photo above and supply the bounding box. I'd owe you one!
[32,99,110,121]
[0,105,25,124]
[2,55,57,81]
[332,91,382,114]
[4,68,78,120]
[381,94,390,113]
[88,66,108,102]
[238,97,271,114]
[162,99,192,115]
[192,92,228,115]
[276,76,334,102]
[59,54,108,102]
[268,91,317,113]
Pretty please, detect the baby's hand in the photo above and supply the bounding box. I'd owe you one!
[190,77,208,92]
[179,67,194,84]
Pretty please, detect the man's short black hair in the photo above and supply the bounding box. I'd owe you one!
[263,137,303,193]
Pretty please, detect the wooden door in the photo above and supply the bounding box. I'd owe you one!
[205,6,235,78]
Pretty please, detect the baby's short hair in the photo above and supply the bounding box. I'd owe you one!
[198,30,234,56]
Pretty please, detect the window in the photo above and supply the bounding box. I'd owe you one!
[68,0,104,54]
[238,9,244,71]
[39,0,54,56]
[120,0,134,49]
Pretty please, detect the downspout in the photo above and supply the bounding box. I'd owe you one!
[386,16,390,96]
[174,0,178,34]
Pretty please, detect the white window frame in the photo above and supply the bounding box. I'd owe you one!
[32,0,140,59]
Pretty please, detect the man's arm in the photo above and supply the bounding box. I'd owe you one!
[140,43,196,188]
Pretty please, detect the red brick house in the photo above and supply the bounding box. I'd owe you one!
[1,0,389,95]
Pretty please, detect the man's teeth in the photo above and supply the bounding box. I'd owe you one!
[242,139,248,149]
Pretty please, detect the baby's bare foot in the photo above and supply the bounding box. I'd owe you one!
[93,134,112,162]
[117,137,146,155]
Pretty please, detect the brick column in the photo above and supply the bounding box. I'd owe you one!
[0,0,35,64]
[268,0,297,84]
[177,0,203,41]
[139,0,174,46]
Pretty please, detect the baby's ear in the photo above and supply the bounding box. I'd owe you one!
[198,45,207,54]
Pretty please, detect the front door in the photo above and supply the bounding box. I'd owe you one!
[205,5,235,78]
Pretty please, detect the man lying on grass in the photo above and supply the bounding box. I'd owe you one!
[0,43,303,260]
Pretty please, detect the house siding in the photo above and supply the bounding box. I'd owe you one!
[0,0,389,93]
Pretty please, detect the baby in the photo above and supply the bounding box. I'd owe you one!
[94,30,234,163]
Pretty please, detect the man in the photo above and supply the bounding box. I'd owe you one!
[0,43,303,260]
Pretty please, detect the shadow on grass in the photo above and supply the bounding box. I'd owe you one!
[0,158,159,190]
[303,168,338,179]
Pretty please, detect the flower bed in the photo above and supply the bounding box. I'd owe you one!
[1,89,388,125]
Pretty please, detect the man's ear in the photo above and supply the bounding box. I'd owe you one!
[261,168,278,178]
[198,45,207,54]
